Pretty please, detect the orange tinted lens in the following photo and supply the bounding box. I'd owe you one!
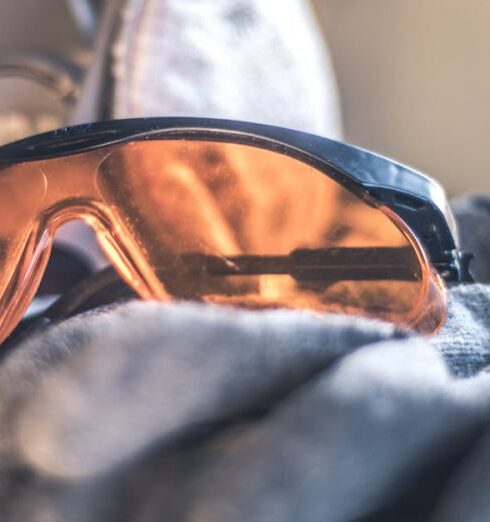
[96,139,444,332]
[0,163,50,337]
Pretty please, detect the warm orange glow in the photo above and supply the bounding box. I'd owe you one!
[0,139,446,343]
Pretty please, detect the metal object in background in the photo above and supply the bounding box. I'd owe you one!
[0,54,81,106]
[0,0,123,130]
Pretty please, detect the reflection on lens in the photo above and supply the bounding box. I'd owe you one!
[97,139,441,332]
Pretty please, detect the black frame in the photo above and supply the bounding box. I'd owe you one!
[0,117,472,282]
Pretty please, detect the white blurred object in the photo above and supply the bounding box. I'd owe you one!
[113,0,342,138]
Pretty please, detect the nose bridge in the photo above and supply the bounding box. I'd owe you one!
[34,148,112,234]
[42,149,104,208]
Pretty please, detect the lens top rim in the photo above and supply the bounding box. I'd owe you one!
[0,117,463,282]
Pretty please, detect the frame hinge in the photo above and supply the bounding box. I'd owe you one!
[434,250,474,283]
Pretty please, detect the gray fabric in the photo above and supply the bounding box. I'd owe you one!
[430,283,490,378]
[429,196,490,379]
[0,196,490,521]
[451,195,490,283]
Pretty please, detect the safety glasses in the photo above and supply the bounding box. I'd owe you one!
[0,118,472,344]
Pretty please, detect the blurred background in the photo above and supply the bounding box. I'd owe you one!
[312,0,490,196]
[1,0,489,196]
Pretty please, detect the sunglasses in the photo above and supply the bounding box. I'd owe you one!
[0,117,473,343]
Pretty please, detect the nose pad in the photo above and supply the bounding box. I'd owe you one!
[88,213,166,301]
[43,200,167,303]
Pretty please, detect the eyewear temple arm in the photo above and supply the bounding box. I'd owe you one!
[164,247,422,281]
